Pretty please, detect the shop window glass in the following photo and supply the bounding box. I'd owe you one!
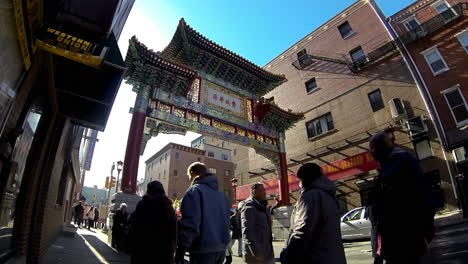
[0,108,42,256]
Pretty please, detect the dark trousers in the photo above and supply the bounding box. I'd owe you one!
[189,251,225,264]
[88,220,94,229]
[385,256,421,264]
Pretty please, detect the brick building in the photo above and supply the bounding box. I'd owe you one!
[191,135,251,184]
[234,0,458,215]
[388,0,468,213]
[144,143,235,202]
[0,0,134,262]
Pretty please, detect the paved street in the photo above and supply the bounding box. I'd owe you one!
[42,221,468,264]
[229,240,372,264]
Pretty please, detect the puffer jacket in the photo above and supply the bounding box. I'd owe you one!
[281,176,347,264]
[179,174,231,254]
[241,197,274,264]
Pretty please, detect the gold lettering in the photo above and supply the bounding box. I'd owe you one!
[63,38,71,45]
[47,28,55,33]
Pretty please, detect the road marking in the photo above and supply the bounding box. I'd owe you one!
[78,233,110,264]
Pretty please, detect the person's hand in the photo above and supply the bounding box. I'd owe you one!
[174,247,186,264]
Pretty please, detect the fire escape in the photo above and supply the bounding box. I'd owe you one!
[292,2,468,72]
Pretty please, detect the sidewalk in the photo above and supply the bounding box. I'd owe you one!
[42,227,129,264]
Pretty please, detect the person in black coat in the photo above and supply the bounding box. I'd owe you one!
[74,202,84,227]
[370,132,436,263]
[112,203,129,251]
[230,209,242,257]
[128,181,177,264]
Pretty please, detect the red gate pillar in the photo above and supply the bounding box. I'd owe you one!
[278,132,291,206]
[121,86,150,194]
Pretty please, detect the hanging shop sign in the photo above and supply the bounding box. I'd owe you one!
[13,0,32,69]
[235,151,380,200]
[36,27,106,68]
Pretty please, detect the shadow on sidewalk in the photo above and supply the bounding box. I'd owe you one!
[81,234,130,263]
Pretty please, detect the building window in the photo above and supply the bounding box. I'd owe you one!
[350,46,366,63]
[221,141,225,148]
[433,1,456,21]
[414,139,433,160]
[403,16,420,31]
[160,157,162,164]
[222,153,228,160]
[422,47,449,75]
[233,149,237,156]
[442,85,468,126]
[165,153,168,161]
[296,49,312,66]
[208,151,215,158]
[306,113,334,139]
[338,21,354,39]
[197,157,201,161]
[164,170,166,179]
[158,173,161,179]
[175,152,180,160]
[209,168,217,174]
[224,170,230,176]
[305,78,318,93]
[174,169,178,176]
[456,30,468,53]
[368,89,384,112]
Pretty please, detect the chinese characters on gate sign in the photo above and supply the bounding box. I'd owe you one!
[207,87,242,114]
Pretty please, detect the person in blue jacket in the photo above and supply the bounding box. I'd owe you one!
[175,162,231,264]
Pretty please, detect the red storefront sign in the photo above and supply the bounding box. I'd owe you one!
[235,151,379,200]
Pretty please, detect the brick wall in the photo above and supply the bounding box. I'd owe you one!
[390,0,468,149]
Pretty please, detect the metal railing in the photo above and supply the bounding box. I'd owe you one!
[291,3,468,72]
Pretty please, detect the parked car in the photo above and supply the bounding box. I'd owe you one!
[340,207,371,240]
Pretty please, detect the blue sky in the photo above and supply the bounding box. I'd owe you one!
[85,0,417,188]
[132,0,416,66]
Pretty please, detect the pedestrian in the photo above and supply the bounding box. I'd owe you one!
[369,132,435,264]
[367,174,384,264]
[94,207,100,229]
[83,204,89,229]
[174,162,230,264]
[112,203,129,252]
[128,180,177,264]
[73,202,84,227]
[87,206,95,230]
[241,183,274,264]
[280,163,346,264]
[230,208,242,257]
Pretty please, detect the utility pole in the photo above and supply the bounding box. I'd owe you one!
[103,163,115,232]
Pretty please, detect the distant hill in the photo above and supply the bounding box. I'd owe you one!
[81,186,109,206]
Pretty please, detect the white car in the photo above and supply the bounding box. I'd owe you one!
[340,207,372,240]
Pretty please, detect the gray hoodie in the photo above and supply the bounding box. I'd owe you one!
[282,176,347,264]
[179,174,231,254]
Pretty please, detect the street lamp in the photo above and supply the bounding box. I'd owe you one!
[116,161,123,193]
[230,178,238,205]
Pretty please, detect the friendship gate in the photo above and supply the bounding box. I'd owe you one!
[120,19,303,205]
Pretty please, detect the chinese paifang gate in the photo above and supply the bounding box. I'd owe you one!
[121,18,304,205]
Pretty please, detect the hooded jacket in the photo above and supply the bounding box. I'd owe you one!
[281,176,347,264]
[128,192,177,264]
[179,174,231,253]
[241,197,274,263]
[377,147,435,258]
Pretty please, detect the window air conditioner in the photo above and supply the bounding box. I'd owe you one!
[453,147,467,163]
[388,98,407,120]
[407,115,428,139]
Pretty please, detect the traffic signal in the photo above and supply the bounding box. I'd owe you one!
[105,177,110,189]
[110,176,116,188]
